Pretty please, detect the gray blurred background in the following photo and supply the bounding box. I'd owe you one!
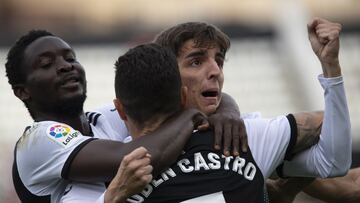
[0,0,359,202]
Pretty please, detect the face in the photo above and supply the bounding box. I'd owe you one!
[21,36,86,116]
[177,40,224,115]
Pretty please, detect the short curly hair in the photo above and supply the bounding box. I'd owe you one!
[114,43,182,128]
[5,30,54,88]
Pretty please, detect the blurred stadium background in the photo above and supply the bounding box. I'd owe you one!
[0,0,359,202]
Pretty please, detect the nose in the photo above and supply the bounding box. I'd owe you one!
[207,59,221,79]
[56,58,74,73]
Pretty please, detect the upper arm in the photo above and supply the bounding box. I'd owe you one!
[68,139,147,182]
[16,122,95,195]
[246,116,295,178]
[218,92,240,115]
[291,111,323,155]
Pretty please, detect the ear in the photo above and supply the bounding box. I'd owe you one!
[113,98,127,121]
[181,86,188,109]
[13,84,30,101]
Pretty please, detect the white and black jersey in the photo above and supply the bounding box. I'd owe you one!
[126,115,296,203]
[12,112,119,203]
[94,103,130,141]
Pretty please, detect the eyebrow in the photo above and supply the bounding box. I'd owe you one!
[184,50,207,59]
[184,49,225,60]
[37,48,75,58]
[216,52,225,59]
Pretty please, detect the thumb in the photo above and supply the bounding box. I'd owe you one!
[307,19,318,44]
[192,112,209,130]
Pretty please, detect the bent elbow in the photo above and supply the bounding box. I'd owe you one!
[325,160,351,178]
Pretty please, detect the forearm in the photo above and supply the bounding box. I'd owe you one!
[267,177,315,203]
[68,109,199,182]
[217,92,240,116]
[304,179,360,203]
[283,75,351,178]
[143,109,198,176]
[304,168,360,203]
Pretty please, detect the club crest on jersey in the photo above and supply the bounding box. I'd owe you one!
[46,124,80,147]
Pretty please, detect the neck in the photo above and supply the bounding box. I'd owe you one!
[128,114,170,140]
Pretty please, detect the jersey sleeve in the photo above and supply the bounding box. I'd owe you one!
[94,103,130,141]
[16,122,96,195]
[245,115,296,179]
[282,75,351,178]
[60,182,106,203]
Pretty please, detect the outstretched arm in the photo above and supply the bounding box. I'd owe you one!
[68,108,207,182]
[282,18,351,178]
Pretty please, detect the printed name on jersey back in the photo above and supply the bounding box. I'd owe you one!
[127,151,257,203]
[46,123,82,148]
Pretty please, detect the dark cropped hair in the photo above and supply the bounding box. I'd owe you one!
[114,43,182,127]
[153,22,230,56]
[5,30,54,88]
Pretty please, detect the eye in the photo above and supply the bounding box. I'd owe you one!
[66,57,76,62]
[39,58,53,69]
[190,59,202,67]
[65,55,76,63]
[216,58,224,69]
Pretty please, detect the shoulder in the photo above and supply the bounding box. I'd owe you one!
[91,103,129,141]
[244,115,290,131]
[17,121,91,152]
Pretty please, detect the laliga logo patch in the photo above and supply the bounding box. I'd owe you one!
[47,124,80,147]
[49,124,71,138]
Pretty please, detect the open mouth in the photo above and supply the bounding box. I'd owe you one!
[61,76,81,87]
[201,90,218,98]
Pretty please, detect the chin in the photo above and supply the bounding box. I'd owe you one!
[57,93,86,116]
[202,105,218,116]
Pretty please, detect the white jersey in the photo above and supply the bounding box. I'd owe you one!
[94,103,130,141]
[12,111,120,203]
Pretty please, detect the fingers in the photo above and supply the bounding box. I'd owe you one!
[232,124,240,156]
[239,120,248,153]
[106,148,153,202]
[118,147,152,179]
[192,112,209,130]
[125,154,153,185]
[309,17,342,42]
[135,165,153,185]
[223,122,232,156]
[210,114,248,156]
[122,147,149,165]
[315,24,341,42]
[213,121,223,150]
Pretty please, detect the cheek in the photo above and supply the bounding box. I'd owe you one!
[219,74,224,89]
[181,76,199,97]
[180,70,196,87]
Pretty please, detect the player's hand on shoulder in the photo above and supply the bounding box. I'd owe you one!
[182,108,210,131]
[105,147,153,203]
[208,111,247,157]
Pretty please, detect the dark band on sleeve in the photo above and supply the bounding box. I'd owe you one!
[276,163,286,178]
[61,138,98,179]
[285,114,298,161]
[13,139,51,203]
